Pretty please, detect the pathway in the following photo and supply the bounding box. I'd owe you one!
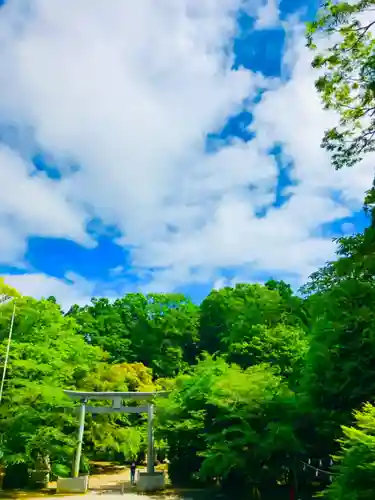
[28,467,184,500]
[3,464,200,500]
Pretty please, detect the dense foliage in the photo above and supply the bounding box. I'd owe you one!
[156,357,300,492]
[67,293,199,378]
[1,248,375,497]
[323,402,375,499]
[307,0,375,171]
[0,294,159,484]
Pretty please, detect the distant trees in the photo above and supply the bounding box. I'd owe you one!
[2,244,375,496]
[68,293,200,378]
[199,283,308,393]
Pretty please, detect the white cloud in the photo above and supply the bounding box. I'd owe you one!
[0,1,373,304]
[0,223,26,265]
[253,24,374,207]
[3,272,95,311]
[255,0,281,30]
[0,0,259,250]
[109,266,125,277]
[0,145,91,264]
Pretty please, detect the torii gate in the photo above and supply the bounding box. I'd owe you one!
[64,390,168,480]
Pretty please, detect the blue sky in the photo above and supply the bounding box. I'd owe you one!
[0,0,372,308]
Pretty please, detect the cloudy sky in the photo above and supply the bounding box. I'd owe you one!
[0,0,373,308]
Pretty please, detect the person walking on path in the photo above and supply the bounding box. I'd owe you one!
[130,461,137,485]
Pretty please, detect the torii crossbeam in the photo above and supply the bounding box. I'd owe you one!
[64,390,168,478]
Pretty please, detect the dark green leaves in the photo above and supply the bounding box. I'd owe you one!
[157,357,300,489]
[69,293,200,378]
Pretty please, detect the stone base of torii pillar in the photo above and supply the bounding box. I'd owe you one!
[137,471,166,492]
[56,475,89,494]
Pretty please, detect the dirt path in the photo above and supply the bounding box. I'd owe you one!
[87,468,184,498]
[89,466,131,492]
[2,464,189,499]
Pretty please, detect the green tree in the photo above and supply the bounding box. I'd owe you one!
[67,297,133,363]
[199,284,308,382]
[0,296,104,478]
[265,279,310,326]
[301,278,375,457]
[323,402,375,499]
[307,0,375,171]
[0,295,156,481]
[301,232,375,296]
[200,284,284,356]
[127,293,200,377]
[226,323,308,383]
[71,293,200,378]
[156,357,301,491]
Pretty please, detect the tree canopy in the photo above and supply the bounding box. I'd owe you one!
[68,293,199,378]
[0,264,372,497]
[307,0,375,171]
[156,356,300,492]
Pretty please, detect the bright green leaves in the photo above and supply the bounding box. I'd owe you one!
[308,0,375,169]
[4,241,375,497]
[324,403,375,499]
[0,295,159,476]
[199,283,308,386]
[227,323,308,381]
[0,298,102,474]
